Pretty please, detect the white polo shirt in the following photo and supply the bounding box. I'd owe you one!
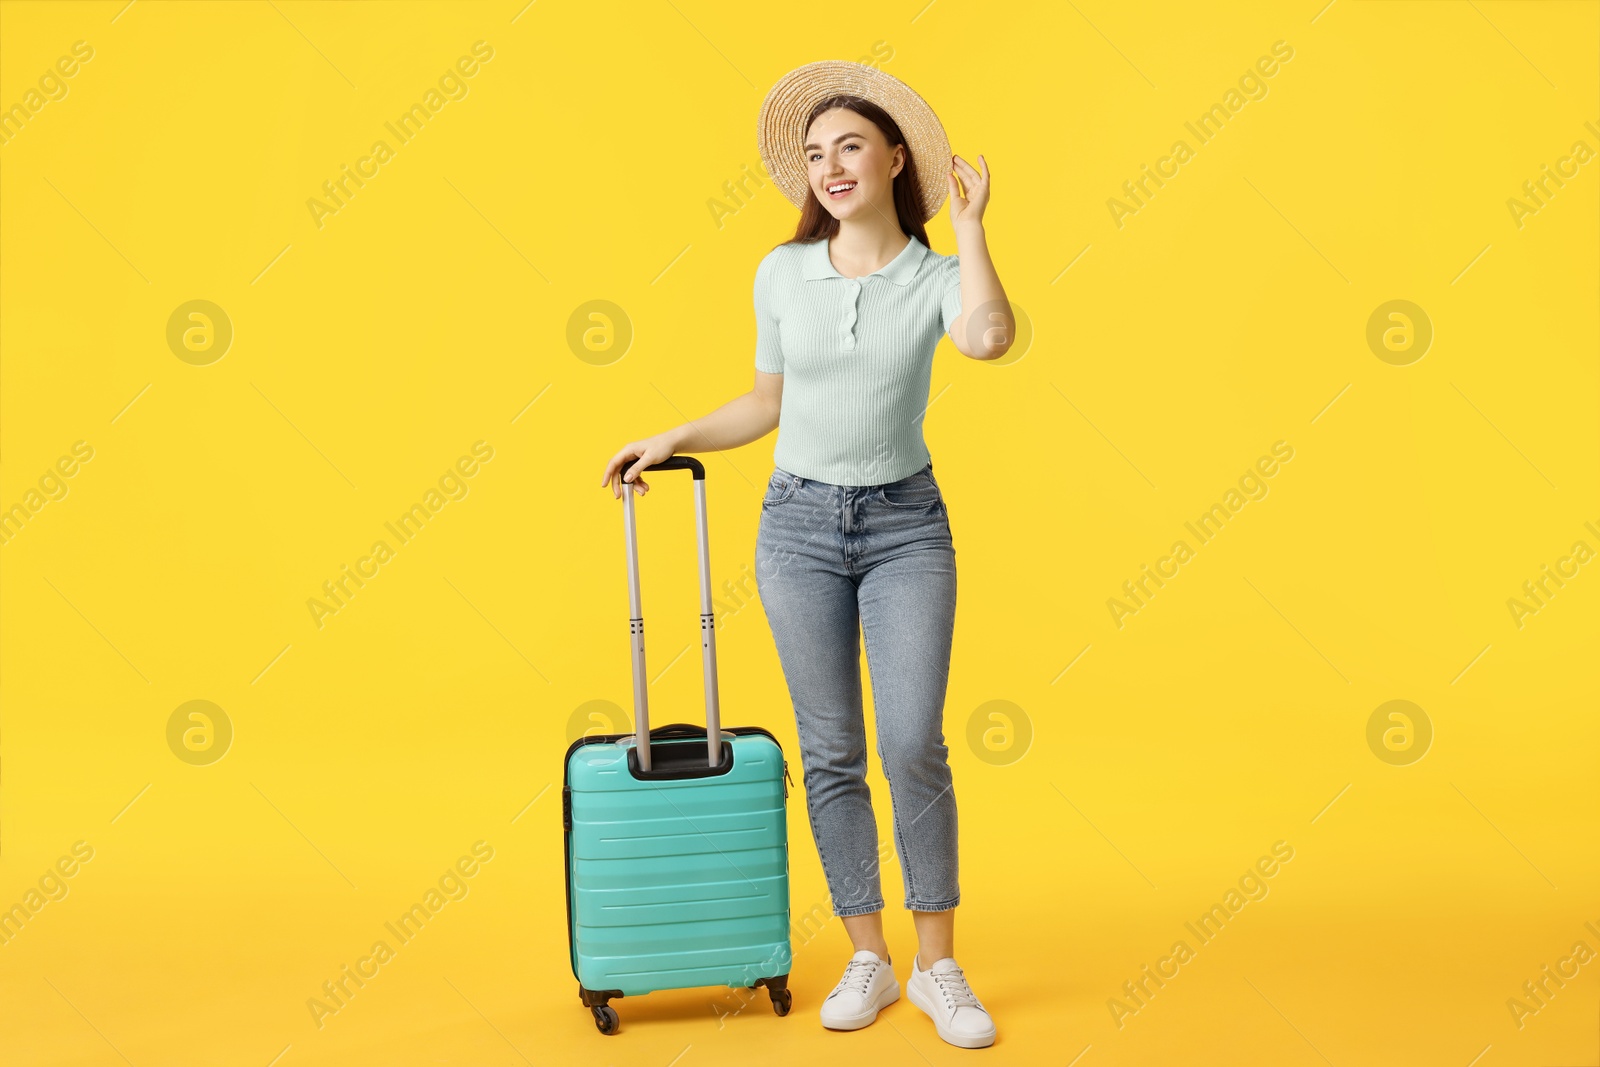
[753,234,962,486]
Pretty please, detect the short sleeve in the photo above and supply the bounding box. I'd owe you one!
[754,251,784,373]
[939,254,962,336]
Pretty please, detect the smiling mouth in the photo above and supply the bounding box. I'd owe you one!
[826,181,857,199]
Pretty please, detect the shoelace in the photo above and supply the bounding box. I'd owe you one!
[833,958,880,997]
[931,966,983,1011]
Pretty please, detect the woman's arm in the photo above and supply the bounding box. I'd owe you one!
[600,370,784,497]
[946,153,1015,361]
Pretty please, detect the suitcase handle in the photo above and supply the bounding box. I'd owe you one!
[620,458,720,772]
[648,722,715,738]
[625,455,704,480]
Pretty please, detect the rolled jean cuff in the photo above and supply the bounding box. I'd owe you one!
[905,893,960,913]
[832,900,885,918]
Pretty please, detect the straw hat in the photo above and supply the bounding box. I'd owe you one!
[757,60,951,224]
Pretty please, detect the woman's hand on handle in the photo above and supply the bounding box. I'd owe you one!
[600,379,783,498]
[601,431,680,499]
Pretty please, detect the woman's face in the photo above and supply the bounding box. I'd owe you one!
[803,108,903,222]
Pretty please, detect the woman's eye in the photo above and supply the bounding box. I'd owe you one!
[809,144,858,162]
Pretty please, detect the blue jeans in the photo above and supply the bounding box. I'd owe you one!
[754,461,959,916]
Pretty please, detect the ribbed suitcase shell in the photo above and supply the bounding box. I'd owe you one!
[564,727,792,995]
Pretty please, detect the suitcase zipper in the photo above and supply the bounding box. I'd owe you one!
[783,760,793,799]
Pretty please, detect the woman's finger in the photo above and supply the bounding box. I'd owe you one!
[607,454,638,496]
[603,453,634,488]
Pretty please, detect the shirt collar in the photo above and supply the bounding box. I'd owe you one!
[802,234,929,286]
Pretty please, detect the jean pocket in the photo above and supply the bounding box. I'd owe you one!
[878,471,941,509]
[762,471,798,508]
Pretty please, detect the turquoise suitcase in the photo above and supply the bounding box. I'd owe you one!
[564,457,793,1035]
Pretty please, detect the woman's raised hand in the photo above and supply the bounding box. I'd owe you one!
[601,433,678,498]
[948,153,990,228]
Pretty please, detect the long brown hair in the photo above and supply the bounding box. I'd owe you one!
[774,95,934,254]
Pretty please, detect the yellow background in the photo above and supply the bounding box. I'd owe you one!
[2,1,1596,1064]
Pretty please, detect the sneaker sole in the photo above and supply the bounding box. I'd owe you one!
[907,980,996,1049]
[820,981,901,1031]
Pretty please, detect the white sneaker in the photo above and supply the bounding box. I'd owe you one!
[819,949,900,1030]
[907,953,996,1048]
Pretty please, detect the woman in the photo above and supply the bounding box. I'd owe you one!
[599,61,1012,1050]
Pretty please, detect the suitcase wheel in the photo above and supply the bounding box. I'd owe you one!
[592,1005,620,1034]
[770,989,792,1016]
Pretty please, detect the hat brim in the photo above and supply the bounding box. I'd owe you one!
[758,60,951,225]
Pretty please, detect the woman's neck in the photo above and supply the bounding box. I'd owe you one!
[828,217,911,278]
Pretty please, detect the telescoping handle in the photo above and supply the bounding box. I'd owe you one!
[620,456,720,771]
